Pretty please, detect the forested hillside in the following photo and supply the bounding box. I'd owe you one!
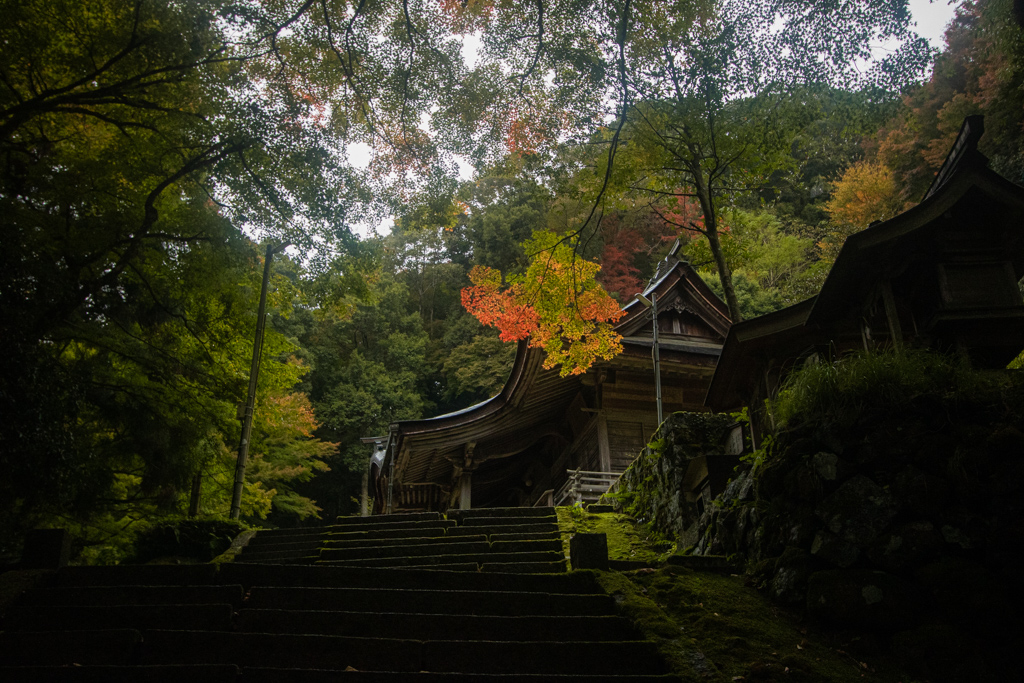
[2,0,1021,563]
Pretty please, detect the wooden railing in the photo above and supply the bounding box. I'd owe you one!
[397,483,443,510]
[554,469,621,506]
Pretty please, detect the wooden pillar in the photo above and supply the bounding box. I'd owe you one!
[881,281,903,349]
[459,470,473,510]
[597,413,611,472]
[459,441,476,510]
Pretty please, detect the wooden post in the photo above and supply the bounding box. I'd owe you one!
[231,242,288,520]
[188,473,202,518]
[881,281,903,349]
[459,470,472,510]
[597,413,611,472]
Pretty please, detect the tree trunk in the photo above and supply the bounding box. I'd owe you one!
[694,178,743,322]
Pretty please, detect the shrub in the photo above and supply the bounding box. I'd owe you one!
[131,518,249,564]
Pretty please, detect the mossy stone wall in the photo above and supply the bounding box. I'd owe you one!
[608,412,733,543]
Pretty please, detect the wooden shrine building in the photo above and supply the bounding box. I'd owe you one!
[706,116,1024,436]
[371,249,731,512]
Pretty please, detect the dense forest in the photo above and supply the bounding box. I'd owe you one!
[2,0,1023,563]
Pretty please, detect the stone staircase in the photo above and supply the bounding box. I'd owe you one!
[235,508,566,572]
[0,508,683,681]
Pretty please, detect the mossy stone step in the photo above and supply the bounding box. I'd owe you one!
[138,631,421,670]
[490,539,562,554]
[2,603,234,632]
[481,561,566,573]
[320,540,491,561]
[49,565,218,587]
[318,538,562,562]
[246,586,615,616]
[325,519,457,534]
[0,664,240,682]
[237,610,638,641]
[249,527,322,539]
[447,507,557,520]
[447,523,558,536]
[320,526,454,541]
[486,531,561,542]
[457,516,557,527]
[17,585,244,607]
[321,534,486,549]
[316,550,564,569]
[215,563,602,593]
[233,550,321,564]
[244,536,322,550]
[321,541,493,562]
[0,629,142,666]
[334,512,443,525]
[422,640,668,676]
[243,671,684,683]
[137,631,667,675]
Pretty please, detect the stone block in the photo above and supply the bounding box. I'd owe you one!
[569,533,608,571]
[806,569,920,629]
[815,474,898,548]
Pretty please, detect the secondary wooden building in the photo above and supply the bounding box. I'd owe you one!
[371,249,731,512]
[706,116,1024,435]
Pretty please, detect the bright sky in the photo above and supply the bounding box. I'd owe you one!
[910,0,959,50]
[350,2,962,238]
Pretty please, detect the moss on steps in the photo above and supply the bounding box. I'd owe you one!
[596,566,918,682]
[555,509,914,681]
[555,507,675,564]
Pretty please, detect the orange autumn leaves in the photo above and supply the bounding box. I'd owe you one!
[461,231,624,377]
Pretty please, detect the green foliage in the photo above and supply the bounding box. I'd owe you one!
[699,270,786,320]
[770,349,1017,432]
[131,518,249,564]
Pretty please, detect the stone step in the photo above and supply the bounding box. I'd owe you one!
[246,586,614,616]
[16,585,244,607]
[448,507,557,520]
[481,561,566,573]
[315,550,564,569]
[486,531,561,542]
[234,556,318,565]
[0,629,142,666]
[243,671,684,683]
[244,536,322,550]
[136,631,668,675]
[334,512,444,525]
[0,667,684,683]
[457,516,557,528]
[0,665,240,682]
[49,565,218,587]
[318,539,561,562]
[249,527,323,539]
[318,537,487,559]
[216,563,598,593]
[447,523,559,536]
[321,534,486,549]
[322,519,456,534]
[233,549,321,563]
[1,603,233,632]
[490,539,563,554]
[237,610,638,641]
[318,526,455,542]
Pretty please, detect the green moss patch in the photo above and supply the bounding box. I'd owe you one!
[556,507,674,564]
[613,565,914,682]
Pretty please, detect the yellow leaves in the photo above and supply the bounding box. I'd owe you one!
[824,159,906,231]
[461,230,624,376]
